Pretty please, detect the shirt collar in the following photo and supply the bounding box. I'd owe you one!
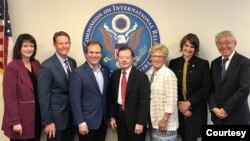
[221,50,235,61]
[56,53,68,64]
[122,66,132,75]
[148,65,165,76]
[87,62,101,72]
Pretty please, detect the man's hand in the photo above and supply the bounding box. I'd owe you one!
[44,123,56,138]
[134,124,143,135]
[212,108,228,119]
[79,124,89,135]
[110,118,117,130]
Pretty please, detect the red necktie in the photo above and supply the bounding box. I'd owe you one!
[121,71,127,110]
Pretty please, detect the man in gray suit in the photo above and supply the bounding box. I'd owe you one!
[38,31,77,141]
[209,30,250,124]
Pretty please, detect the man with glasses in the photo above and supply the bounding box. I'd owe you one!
[208,30,250,125]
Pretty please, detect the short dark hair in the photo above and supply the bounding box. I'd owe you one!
[117,47,134,57]
[13,33,37,61]
[180,33,200,54]
[53,31,70,43]
[85,40,103,53]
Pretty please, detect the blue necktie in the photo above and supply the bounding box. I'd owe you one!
[221,58,228,81]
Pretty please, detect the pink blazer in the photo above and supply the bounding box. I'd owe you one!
[1,59,40,139]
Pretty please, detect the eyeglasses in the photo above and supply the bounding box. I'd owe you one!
[216,40,234,47]
[151,55,165,59]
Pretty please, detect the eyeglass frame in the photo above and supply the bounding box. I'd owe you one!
[150,55,165,59]
[216,40,235,47]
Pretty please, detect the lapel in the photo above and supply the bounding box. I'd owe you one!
[214,57,222,84]
[68,57,76,70]
[101,66,109,95]
[84,62,102,94]
[126,67,136,98]
[16,60,33,91]
[114,69,122,98]
[221,52,238,83]
[52,54,68,80]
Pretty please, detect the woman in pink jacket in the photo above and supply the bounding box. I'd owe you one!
[2,33,41,141]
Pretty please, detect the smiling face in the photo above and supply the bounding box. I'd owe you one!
[86,43,102,68]
[182,40,195,59]
[117,49,133,70]
[150,51,165,71]
[21,41,35,59]
[216,35,236,58]
[53,35,71,58]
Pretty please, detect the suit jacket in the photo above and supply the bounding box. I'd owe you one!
[2,59,40,139]
[109,66,150,134]
[169,55,210,138]
[69,62,110,129]
[209,52,250,124]
[38,54,77,130]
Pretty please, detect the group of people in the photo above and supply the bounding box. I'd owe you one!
[1,30,249,141]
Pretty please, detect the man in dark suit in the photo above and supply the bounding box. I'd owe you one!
[69,40,110,141]
[209,30,250,124]
[109,47,150,141]
[38,31,77,141]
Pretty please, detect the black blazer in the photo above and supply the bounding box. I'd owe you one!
[169,55,210,138]
[38,54,77,130]
[109,66,150,134]
[209,52,250,124]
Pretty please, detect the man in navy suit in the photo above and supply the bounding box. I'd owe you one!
[69,40,110,141]
[109,47,150,141]
[209,30,250,124]
[38,31,77,141]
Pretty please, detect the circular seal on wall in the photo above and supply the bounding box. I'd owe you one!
[82,3,160,72]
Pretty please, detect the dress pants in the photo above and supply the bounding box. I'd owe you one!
[78,119,107,141]
[117,106,146,141]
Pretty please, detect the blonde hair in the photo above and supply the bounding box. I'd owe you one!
[148,43,169,60]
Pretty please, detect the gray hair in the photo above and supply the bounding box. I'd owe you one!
[215,30,236,42]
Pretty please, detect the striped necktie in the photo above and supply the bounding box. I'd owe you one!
[64,59,71,78]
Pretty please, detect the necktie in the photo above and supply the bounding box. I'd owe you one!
[221,58,228,81]
[121,71,127,111]
[64,59,71,77]
[182,61,189,101]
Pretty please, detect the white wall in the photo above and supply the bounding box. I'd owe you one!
[0,0,250,140]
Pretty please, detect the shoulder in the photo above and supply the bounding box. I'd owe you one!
[32,59,40,65]
[235,52,249,62]
[132,67,148,78]
[163,66,177,77]
[169,57,183,68]
[5,60,20,71]
[211,56,221,64]
[68,56,76,63]
[73,62,91,73]
[169,57,182,64]
[40,55,57,67]
[111,69,121,78]
[192,56,209,66]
